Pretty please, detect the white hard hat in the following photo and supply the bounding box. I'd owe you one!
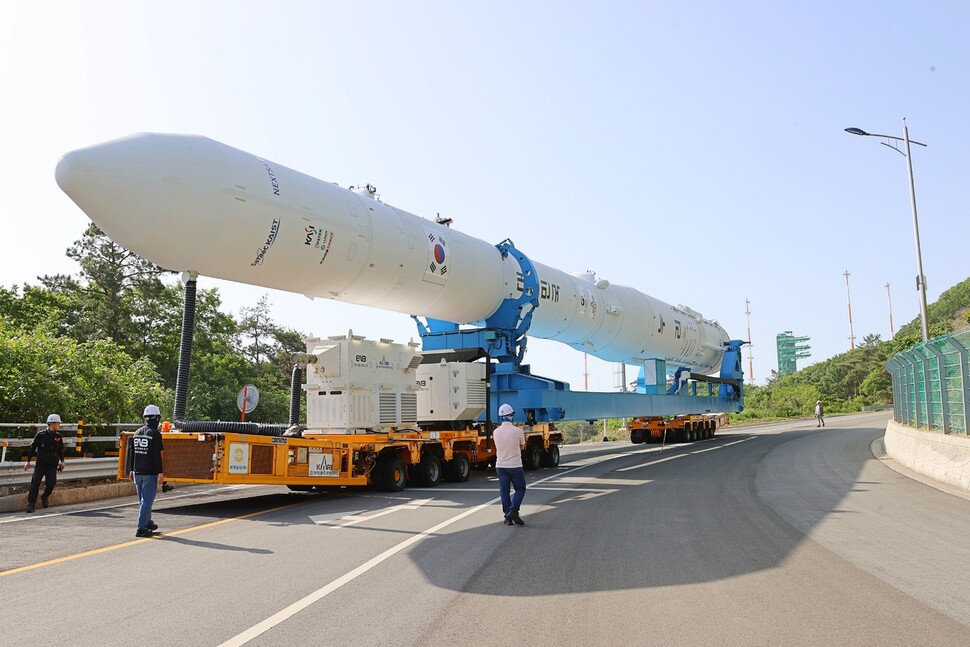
[47,413,62,424]
[143,404,161,417]
[498,403,514,417]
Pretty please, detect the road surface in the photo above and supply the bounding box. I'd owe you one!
[3,412,969,646]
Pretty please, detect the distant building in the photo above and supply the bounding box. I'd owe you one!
[776,331,811,375]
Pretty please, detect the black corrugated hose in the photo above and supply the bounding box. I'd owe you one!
[172,276,196,422]
[289,364,303,426]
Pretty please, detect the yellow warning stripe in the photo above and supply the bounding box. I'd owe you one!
[0,502,300,577]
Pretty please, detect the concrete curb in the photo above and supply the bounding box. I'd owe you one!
[0,481,137,514]
[885,419,970,492]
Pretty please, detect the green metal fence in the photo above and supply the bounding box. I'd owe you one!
[886,329,970,434]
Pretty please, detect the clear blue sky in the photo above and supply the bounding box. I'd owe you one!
[3,1,968,393]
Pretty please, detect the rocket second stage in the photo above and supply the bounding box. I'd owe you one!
[55,133,729,374]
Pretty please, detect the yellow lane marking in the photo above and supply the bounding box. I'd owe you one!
[0,502,301,578]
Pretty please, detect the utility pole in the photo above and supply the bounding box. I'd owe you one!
[886,282,895,338]
[744,298,754,384]
[844,270,855,350]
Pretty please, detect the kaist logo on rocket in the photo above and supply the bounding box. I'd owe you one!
[251,218,281,266]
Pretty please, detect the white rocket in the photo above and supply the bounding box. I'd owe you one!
[55,133,730,374]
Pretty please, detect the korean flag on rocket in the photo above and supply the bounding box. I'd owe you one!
[423,229,449,286]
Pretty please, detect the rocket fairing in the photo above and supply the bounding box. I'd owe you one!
[55,133,730,374]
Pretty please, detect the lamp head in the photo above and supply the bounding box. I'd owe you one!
[844,127,869,136]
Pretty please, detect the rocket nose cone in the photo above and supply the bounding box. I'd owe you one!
[54,149,85,198]
[52,134,170,260]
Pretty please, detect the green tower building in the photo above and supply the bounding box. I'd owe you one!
[776,331,811,375]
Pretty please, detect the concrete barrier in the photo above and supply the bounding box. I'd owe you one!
[885,419,970,492]
[0,481,137,514]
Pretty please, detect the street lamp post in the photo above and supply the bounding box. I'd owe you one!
[845,119,930,342]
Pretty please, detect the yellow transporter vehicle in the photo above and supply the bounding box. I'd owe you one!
[119,332,562,492]
[627,412,729,444]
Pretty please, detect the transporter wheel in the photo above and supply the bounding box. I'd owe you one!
[445,453,471,482]
[683,424,692,442]
[376,455,407,492]
[541,443,561,468]
[522,443,542,471]
[412,452,442,487]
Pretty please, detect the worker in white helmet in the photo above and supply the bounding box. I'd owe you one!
[128,404,165,537]
[815,400,825,427]
[493,403,527,526]
[23,413,66,513]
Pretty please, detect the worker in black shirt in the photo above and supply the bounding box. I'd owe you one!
[128,404,165,537]
[23,413,66,513]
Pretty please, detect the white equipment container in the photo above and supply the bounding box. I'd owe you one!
[304,332,421,433]
[416,361,487,423]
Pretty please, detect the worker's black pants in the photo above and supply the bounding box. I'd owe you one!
[27,461,58,506]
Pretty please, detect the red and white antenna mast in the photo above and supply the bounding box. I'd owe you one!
[844,270,856,350]
[744,298,754,383]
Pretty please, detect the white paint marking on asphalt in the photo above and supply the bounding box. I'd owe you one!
[308,510,367,525]
[430,487,495,492]
[551,476,651,487]
[689,436,754,454]
[216,497,497,647]
[616,453,687,472]
[311,498,434,528]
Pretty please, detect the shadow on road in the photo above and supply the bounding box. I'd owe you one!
[407,423,878,596]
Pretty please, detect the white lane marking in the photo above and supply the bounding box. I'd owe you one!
[311,498,433,528]
[616,453,687,472]
[689,436,754,454]
[550,476,651,487]
[309,510,367,524]
[216,497,498,647]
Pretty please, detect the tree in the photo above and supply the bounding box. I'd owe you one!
[559,420,598,444]
[0,322,165,424]
[858,333,882,349]
[128,283,240,390]
[238,295,279,367]
[41,223,173,346]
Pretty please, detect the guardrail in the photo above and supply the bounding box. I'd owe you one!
[0,457,120,488]
[886,328,970,434]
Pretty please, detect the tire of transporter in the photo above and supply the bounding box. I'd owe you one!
[445,453,471,482]
[376,455,407,492]
[413,452,442,487]
[683,424,692,442]
[630,429,642,444]
[541,443,561,468]
[522,443,542,471]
